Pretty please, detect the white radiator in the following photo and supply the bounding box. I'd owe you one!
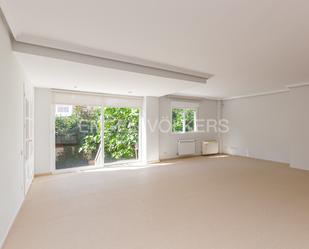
[178,139,196,156]
[202,140,219,155]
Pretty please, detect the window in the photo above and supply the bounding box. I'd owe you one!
[54,104,141,170]
[172,108,197,133]
[55,105,73,117]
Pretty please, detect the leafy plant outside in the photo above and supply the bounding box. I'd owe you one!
[55,105,139,168]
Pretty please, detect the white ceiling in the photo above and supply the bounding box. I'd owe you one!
[1,0,309,98]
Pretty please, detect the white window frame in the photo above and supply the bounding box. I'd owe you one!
[171,101,199,134]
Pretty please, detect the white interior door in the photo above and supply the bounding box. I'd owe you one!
[23,83,34,194]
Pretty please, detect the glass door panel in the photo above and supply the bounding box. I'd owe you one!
[55,105,102,169]
[104,107,140,164]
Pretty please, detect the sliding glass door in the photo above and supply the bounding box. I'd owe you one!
[104,107,140,164]
[55,104,140,170]
[55,105,102,170]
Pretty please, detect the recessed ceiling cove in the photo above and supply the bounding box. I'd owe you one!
[15,52,204,97]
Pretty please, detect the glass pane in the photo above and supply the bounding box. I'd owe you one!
[185,109,195,132]
[55,105,102,169]
[172,108,184,133]
[104,107,139,163]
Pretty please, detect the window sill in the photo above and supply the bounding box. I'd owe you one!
[172,131,200,134]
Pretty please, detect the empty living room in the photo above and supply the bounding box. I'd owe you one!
[1,1,309,248]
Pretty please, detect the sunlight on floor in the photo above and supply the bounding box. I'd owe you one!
[206,154,230,159]
[83,161,177,173]
[62,155,229,174]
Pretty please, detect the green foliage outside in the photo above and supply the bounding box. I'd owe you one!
[104,107,139,162]
[55,106,101,168]
[172,108,196,133]
[172,108,184,132]
[55,105,139,168]
[185,109,195,132]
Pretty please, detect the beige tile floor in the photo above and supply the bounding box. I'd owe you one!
[3,155,309,249]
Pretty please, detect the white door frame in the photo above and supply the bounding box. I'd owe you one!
[51,103,105,174]
[23,82,34,194]
[52,104,143,173]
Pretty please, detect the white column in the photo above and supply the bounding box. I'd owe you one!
[142,96,160,163]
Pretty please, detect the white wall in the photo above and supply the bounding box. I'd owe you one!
[289,85,309,170]
[33,85,309,171]
[143,97,160,163]
[159,97,219,160]
[222,92,290,163]
[0,17,27,248]
[34,88,52,174]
